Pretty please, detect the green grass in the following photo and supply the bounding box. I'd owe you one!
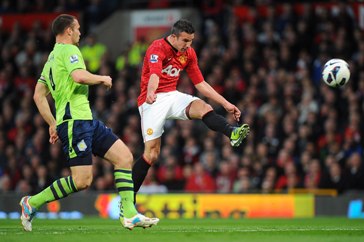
[1,217,364,242]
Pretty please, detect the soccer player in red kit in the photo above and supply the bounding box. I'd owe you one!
[133,19,250,202]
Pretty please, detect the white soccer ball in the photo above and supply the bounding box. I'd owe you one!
[322,58,350,87]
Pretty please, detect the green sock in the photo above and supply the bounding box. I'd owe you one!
[114,169,137,218]
[29,176,78,209]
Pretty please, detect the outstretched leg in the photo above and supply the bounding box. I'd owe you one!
[189,100,250,147]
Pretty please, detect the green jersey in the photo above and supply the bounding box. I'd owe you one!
[38,43,92,125]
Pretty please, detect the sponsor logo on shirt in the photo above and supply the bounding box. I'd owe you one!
[70,54,79,64]
[150,54,159,63]
[162,65,181,77]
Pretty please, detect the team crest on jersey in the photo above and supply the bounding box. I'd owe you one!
[70,54,79,64]
[178,55,187,64]
[77,139,87,151]
[150,54,159,63]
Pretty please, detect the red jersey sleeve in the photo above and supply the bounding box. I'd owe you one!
[147,44,166,77]
[185,48,204,85]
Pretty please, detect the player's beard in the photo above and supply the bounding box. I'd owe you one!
[73,38,80,46]
[74,36,80,46]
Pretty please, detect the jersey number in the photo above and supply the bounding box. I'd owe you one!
[49,68,56,91]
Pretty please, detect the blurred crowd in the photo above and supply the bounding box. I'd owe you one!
[0,1,364,195]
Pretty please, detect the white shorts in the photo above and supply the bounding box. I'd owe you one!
[138,91,200,142]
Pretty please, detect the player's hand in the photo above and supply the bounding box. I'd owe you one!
[49,125,59,144]
[224,103,241,122]
[102,76,112,89]
[146,90,157,104]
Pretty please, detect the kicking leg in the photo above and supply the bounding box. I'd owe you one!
[188,100,250,147]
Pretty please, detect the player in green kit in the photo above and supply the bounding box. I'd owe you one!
[19,14,159,231]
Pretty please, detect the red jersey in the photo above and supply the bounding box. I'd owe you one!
[137,38,204,106]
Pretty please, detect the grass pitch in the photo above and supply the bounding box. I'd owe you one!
[1,217,363,242]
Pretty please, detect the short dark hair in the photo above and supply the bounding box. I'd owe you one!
[52,14,76,36]
[171,19,195,36]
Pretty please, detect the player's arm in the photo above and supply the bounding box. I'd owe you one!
[195,81,241,121]
[65,46,112,88]
[187,47,241,121]
[33,82,59,144]
[146,49,164,104]
[146,74,159,104]
[71,69,112,88]
[195,81,229,106]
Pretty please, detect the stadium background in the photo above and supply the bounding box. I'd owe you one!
[0,0,364,219]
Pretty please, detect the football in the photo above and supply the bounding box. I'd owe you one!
[322,58,350,87]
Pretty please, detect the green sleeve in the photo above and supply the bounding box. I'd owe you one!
[63,45,86,75]
[38,75,47,85]
[38,64,49,86]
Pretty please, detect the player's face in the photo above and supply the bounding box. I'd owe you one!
[70,20,81,46]
[173,32,194,52]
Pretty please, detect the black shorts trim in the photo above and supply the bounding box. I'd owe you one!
[69,152,93,166]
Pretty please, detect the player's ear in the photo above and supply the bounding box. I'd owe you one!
[66,26,72,36]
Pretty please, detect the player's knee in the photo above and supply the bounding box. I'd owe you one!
[203,103,213,113]
[145,149,160,165]
[73,174,93,190]
[190,100,213,119]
